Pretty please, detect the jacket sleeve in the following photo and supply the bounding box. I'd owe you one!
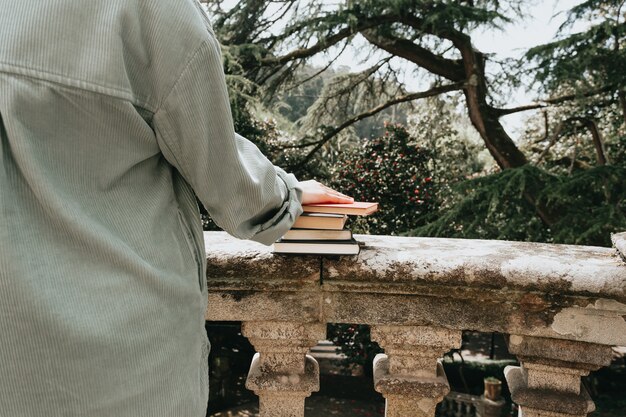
[152,34,302,245]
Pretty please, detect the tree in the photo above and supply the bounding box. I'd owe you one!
[203,0,572,227]
[521,1,625,172]
[207,0,529,168]
[412,164,626,247]
[203,0,626,238]
[527,0,626,124]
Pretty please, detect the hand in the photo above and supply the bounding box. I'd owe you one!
[298,180,354,205]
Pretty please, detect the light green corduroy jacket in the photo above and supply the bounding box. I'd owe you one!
[0,1,303,416]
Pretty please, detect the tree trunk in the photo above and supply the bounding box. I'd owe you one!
[619,90,626,126]
[577,118,609,166]
[362,29,528,170]
[454,39,528,169]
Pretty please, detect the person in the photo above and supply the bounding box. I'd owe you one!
[0,1,352,416]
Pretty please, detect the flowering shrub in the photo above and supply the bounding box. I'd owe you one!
[331,123,438,234]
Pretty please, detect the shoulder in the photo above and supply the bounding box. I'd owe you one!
[133,0,214,52]
[121,0,218,108]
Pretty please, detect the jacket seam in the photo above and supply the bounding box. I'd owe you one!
[154,40,210,113]
[0,61,156,111]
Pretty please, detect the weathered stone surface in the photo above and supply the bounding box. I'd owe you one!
[612,231,626,262]
[506,335,613,370]
[548,301,626,345]
[504,366,594,416]
[204,232,626,346]
[374,357,450,417]
[206,291,321,322]
[373,355,450,398]
[257,393,309,417]
[323,235,626,301]
[371,325,461,377]
[203,231,626,417]
[204,232,626,299]
[321,292,626,346]
[246,353,320,393]
[203,232,320,290]
[371,326,461,417]
[505,335,612,417]
[242,321,326,374]
[241,321,325,417]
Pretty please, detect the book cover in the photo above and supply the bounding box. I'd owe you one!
[302,201,378,216]
[282,228,353,241]
[292,213,348,230]
[273,238,360,255]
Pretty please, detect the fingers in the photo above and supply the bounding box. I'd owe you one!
[327,194,354,203]
[321,185,353,203]
[327,190,353,202]
[298,179,354,204]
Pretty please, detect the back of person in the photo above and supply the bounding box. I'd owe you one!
[0,1,307,416]
[0,1,213,416]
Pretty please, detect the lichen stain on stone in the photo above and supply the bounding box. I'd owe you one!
[219,290,255,302]
[325,257,513,290]
[207,253,318,282]
[518,293,548,313]
[534,278,573,294]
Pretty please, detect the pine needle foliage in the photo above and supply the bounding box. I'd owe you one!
[412,164,626,247]
[526,0,626,95]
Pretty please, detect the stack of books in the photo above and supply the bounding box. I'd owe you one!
[273,202,378,255]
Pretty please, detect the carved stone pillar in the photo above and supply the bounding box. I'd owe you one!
[241,321,326,417]
[371,325,462,417]
[505,335,613,417]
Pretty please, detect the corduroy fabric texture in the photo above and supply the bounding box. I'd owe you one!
[0,1,303,416]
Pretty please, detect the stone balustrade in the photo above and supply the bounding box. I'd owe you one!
[204,231,626,417]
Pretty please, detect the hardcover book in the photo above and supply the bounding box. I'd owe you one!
[292,213,348,230]
[273,238,360,255]
[302,201,378,216]
[281,228,353,241]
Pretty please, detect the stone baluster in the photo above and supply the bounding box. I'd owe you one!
[370,325,462,417]
[504,335,614,417]
[241,321,326,417]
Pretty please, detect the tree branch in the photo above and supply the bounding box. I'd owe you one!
[260,13,402,67]
[262,27,357,65]
[536,116,609,166]
[291,82,465,169]
[494,84,619,117]
[395,14,472,48]
[361,30,465,81]
[281,40,352,94]
[495,103,547,116]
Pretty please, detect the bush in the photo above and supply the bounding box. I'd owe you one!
[331,123,438,235]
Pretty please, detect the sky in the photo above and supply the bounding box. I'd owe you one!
[471,0,583,59]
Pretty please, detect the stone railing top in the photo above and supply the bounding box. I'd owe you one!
[325,235,626,301]
[205,232,626,302]
[204,232,626,346]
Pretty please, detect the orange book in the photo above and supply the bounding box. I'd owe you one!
[292,213,348,230]
[302,202,378,216]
